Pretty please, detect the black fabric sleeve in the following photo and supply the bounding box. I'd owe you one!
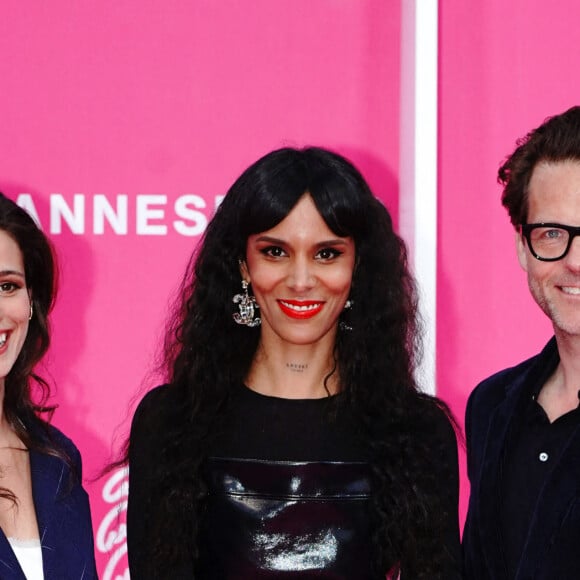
[395,404,461,579]
[402,406,462,580]
[437,409,462,580]
[128,385,197,579]
[127,385,167,579]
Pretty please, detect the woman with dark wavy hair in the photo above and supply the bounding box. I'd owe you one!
[0,193,97,579]
[127,147,460,578]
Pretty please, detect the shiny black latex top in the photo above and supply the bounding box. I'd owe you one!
[198,457,374,579]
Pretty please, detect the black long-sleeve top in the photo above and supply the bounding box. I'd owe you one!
[127,383,461,579]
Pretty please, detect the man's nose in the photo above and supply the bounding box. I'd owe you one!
[564,234,580,271]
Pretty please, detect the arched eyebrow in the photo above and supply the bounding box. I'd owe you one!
[254,235,351,247]
[253,236,284,244]
[0,269,25,278]
[314,239,352,248]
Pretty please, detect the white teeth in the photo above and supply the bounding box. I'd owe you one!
[562,287,580,295]
[280,301,321,311]
[0,333,6,347]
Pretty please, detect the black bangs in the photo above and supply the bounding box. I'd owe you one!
[306,147,377,240]
[309,175,374,240]
[225,147,376,242]
[238,151,310,238]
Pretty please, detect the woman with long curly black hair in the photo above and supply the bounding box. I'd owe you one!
[127,147,460,579]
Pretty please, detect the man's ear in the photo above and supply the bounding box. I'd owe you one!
[516,232,528,272]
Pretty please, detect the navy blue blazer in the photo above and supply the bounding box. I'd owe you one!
[463,337,580,579]
[0,420,98,580]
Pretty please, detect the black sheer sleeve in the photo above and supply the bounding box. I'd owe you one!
[127,385,167,579]
[437,408,462,579]
[402,405,462,579]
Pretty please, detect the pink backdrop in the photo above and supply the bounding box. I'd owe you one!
[1,3,401,577]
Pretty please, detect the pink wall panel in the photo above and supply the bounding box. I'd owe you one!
[438,0,580,527]
[0,3,401,576]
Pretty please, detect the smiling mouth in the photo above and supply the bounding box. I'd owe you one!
[560,286,580,295]
[0,332,7,348]
[277,300,325,319]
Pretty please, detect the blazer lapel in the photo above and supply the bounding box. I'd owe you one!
[0,533,26,580]
[29,448,68,576]
[476,368,536,579]
[0,447,64,580]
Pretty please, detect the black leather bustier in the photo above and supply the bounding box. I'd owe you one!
[198,457,374,578]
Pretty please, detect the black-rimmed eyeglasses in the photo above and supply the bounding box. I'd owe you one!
[520,223,580,261]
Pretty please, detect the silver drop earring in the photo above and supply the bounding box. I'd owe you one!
[232,280,261,327]
[339,298,353,331]
[29,303,33,321]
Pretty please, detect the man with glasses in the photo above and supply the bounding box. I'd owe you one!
[463,106,580,580]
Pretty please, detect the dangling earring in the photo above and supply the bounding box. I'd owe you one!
[232,280,261,327]
[339,298,353,331]
[29,302,33,321]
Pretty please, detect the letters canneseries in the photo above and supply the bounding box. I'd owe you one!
[15,193,224,236]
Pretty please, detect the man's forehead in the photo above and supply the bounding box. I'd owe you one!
[527,160,580,220]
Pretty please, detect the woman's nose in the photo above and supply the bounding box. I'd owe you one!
[286,256,315,291]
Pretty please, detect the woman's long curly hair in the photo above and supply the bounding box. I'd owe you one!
[0,193,63,501]
[140,147,455,577]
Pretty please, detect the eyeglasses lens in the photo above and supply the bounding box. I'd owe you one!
[529,226,569,260]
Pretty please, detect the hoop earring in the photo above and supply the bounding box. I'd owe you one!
[29,303,33,321]
[232,280,261,327]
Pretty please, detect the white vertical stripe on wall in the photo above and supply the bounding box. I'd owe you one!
[399,0,438,395]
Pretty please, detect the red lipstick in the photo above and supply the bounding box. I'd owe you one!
[277,299,324,319]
